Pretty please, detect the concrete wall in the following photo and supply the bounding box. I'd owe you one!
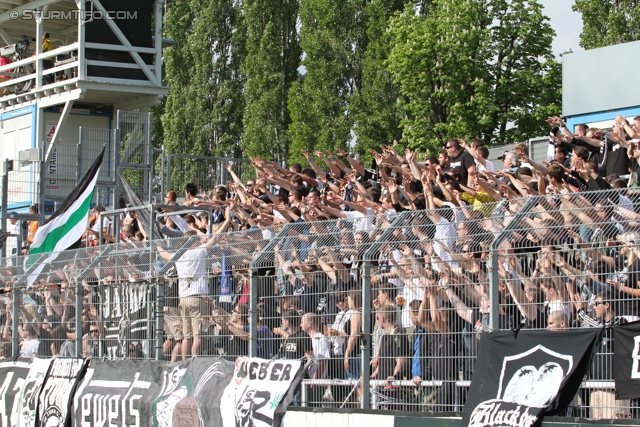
[562,39,640,118]
[283,408,637,427]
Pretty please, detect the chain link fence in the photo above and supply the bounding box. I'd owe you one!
[1,190,640,419]
[165,154,252,197]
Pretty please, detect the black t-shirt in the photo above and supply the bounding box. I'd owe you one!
[377,329,410,380]
[279,329,312,360]
[604,139,629,176]
[448,151,475,183]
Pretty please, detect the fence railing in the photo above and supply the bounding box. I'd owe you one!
[1,190,639,419]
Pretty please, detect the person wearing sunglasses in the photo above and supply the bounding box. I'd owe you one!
[82,322,103,357]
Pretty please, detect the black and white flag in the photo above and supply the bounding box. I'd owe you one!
[0,358,31,427]
[13,357,52,427]
[613,320,640,399]
[462,329,601,427]
[38,358,88,427]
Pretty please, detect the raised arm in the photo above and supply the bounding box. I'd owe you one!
[225,162,244,188]
[459,139,486,167]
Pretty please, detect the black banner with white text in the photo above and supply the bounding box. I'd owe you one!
[461,329,601,427]
[613,320,640,399]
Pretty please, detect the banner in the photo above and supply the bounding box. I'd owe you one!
[613,320,640,399]
[73,360,158,427]
[101,282,153,359]
[73,357,235,427]
[38,358,88,427]
[461,329,601,427]
[0,359,31,427]
[0,357,302,427]
[13,357,52,427]
[220,358,306,427]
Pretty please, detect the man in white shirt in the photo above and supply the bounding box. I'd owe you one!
[157,231,212,359]
[302,313,330,380]
[302,312,330,406]
[19,324,40,358]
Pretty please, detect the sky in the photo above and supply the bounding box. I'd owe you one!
[540,0,584,58]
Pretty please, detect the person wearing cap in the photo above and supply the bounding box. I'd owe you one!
[497,151,520,173]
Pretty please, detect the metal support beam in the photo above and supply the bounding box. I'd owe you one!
[91,0,158,85]
[45,99,74,164]
[362,211,409,409]
[0,27,12,45]
[154,0,163,85]
[248,224,295,358]
[36,105,45,219]
[1,159,9,261]
[155,277,164,361]
[35,15,43,91]
[75,0,86,80]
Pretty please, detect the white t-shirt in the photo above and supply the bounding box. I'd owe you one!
[310,332,331,379]
[20,337,40,357]
[476,159,495,173]
[261,228,274,240]
[433,216,457,265]
[401,279,421,328]
[92,215,112,233]
[545,300,569,317]
[329,310,351,356]
[176,245,209,297]
[442,201,464,224]
[343,207,376,232]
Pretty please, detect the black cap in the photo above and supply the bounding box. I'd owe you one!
[497,151,509,160]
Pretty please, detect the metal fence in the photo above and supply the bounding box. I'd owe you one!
[165,154,252,197]
[1,189,640,419]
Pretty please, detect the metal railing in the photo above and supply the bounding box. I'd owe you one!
[1,190,639,419]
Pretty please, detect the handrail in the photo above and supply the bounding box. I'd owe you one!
[0,42,79,74]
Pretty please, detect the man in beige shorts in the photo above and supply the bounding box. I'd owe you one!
[158,232,211,359]
[163,305,183,361]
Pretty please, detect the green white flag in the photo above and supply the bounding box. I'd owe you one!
[26,147,105,287]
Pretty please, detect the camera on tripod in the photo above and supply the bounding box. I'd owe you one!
[0,34,35,60]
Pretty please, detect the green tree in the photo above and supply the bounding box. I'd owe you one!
[573,0,640,49]
[351,0,406,163]
[162,0,246,162]
[241,0,301,163]
[288,0,368,164]
[387,0,561,153]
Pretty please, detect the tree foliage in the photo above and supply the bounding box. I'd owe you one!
[351,0,406,163]
[387,0,560,153]
[159,0,562,165]
[288,0,369,164]
[573,0,640,49]
[241,0,301,163]
[162,0,246,159]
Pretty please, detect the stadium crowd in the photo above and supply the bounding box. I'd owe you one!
[1,114,640,416]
